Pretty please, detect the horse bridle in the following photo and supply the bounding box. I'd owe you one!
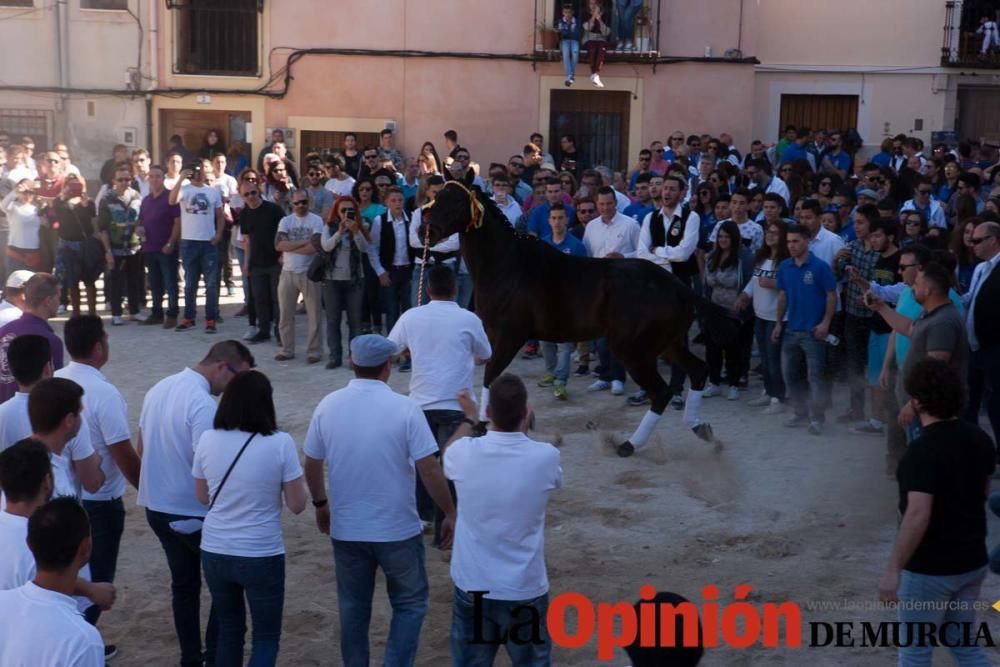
[416,181,484,306]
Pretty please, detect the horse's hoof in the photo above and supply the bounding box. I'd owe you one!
[616,441,635,458]
[692,423,714,443]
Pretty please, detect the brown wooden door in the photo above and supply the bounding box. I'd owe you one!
[158,109,252,163]
[958,87,1000,144]
[299,130,382,159]
[779,94,859,134]
[550,90,631,171]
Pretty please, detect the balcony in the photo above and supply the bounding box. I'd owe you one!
[534,0,661,62]
[942,1,1000,68]
[172,0,261,77]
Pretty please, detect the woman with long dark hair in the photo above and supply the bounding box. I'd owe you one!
[950,216,982,294]
[194,370,307,667]
[737,220,789,413]
[351,178,385,334]
[320,196,368,368]
[899,210,928,248]
[199,129,227,159]
[418,142,442,175]
[703,219,755,400]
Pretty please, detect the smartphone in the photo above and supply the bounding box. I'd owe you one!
[346,210,357,221]
[863,291,874,308]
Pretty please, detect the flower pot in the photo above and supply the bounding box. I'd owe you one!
[540,29,559,50]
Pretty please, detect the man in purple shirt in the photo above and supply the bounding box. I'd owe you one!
[0,273,64,403]
[139,164,181,328]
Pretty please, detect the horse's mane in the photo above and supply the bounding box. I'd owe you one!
[470,186,547,246]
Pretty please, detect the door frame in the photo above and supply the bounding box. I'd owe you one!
[539,75,643,165]
[766,80,870,146]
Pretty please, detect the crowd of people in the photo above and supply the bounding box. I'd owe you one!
[0,119,996,665]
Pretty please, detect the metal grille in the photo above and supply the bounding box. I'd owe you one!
[0,109,51,151]
[0,1,33,7]
[537,0,660,57]
[81,0,128,9]
[549,90,630,171]
[175,0,259,76]
[942,0,1000,67]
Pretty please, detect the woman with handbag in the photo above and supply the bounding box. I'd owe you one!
[45,174,98,315]
[320,196,369,369]
[193,370,307,667]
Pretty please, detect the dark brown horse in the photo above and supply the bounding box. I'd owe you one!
[420,181,736,456]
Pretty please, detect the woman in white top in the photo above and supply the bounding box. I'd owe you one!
[192,370,306,667]
[736,219,790,414]
[320,196,368,369]
[2,178,43,273]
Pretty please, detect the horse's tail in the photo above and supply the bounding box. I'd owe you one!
[693,294,739,347]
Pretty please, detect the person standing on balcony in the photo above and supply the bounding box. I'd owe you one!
[614,0,643,51]
[978,15,1000,58]
[557,4,581,87]
[582,0,610,88]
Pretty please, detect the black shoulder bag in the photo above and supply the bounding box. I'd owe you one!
[209,433,257,510]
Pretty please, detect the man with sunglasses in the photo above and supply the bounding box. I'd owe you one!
[746,158,791,208]
[322,155,355,198]
[98,167,143,327]
[964,220,1000,447]
[627,149,653,193]
[507,155,533,202]
[358,147,382,183]
[138,165,180,328]
[238,180,284,344]
[304,163,334,220]
[900,176,946,230]
[275,191,324,363]
[447,149,485,190]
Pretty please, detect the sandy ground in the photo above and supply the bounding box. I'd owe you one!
[67,287,1000,667]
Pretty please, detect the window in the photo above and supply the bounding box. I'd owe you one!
[174,0,259,76]
[0,109,51,155]
[81,0,127,9]
[0,1,33,7]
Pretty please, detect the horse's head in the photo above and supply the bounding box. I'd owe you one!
[419,181,483,247]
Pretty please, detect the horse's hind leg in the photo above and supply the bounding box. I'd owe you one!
[673,343,717,444]
[479,328,524,422]
[616,352,672,458]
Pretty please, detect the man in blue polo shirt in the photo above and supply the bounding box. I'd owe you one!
[623,173,655,224]
[780,128,816,171]
[772,224,837,435]
[819,132,851,179]
[527,178,575,241]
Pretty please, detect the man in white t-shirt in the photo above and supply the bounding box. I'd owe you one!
[442,375,561,664]
[136,340,255,667]
[388,264,491,542]
[169,164,225,333]
[0,269,32,326]
[274,191,324,363]
[55,315,140,628]
[303,334,456,667]
[0,497,105,667]
[323,155,355,198]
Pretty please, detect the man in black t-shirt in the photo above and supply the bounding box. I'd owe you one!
[880,359,995,665]
[237,181,283,344]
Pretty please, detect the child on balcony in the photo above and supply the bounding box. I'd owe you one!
[978,14,1000,58]
[582,0,610,88]
[557,4,581,87]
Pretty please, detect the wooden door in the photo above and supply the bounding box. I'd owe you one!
[549,90,631,171]
[158,109,252,163]
[779,95,859,134]
[958,87,1000,144]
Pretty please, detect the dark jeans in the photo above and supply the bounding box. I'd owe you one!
[234,246,254,326]
[450,588,551,666]
[181,240,220,323]
[843,314,871,416]
[217,229,234,288]
[332,535,428,667]
[82,497,125,626]
[249,264,280,334]
[989,493,1000,574]
[382,265,412,332]
[361,260,382,333]
[108,253,144,317]
[597,337,626,383]
[755,318,786,400]
[706,316,754,386]
[146,509,218,667]
[966,345,1000,453]
[201,551,285,667]
[585,40,607,73]
[418,410,462,546]
[782,330,827,422]
[323,279,363,363]
[146,251,179,318]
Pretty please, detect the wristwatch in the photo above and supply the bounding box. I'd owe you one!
[312,498,328,508]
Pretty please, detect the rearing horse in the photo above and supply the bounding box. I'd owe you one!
[420,181,736,456]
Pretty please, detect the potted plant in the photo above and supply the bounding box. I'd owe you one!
[538,22,560,50]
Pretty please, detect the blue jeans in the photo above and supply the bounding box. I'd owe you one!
[781,330,826,422]
[180,240,220,322]
[615,0,643,42]
[598,337,626,383]
[560,39,580,79]
[145,250,179,319]
[323,279,363,363]
[450,588,551,666]
[82,497,125,626]
[201,551,285,667]
[417,410,462,547]
[897,566,992,666]
[332,534,428,667]
[457,271,473,310]
[541,341,573,384]
[755,319,785,400]
[146,509,218,667]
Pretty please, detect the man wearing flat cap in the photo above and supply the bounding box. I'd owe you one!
[303,334,457,667]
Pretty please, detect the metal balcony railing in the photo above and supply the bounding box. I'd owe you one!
[534,0,661,62]
[173,0,261,76]
[942,0,1000,68]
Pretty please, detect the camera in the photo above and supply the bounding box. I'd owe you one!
[346,209,357,221]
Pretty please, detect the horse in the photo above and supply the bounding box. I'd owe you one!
[419,181,737,457]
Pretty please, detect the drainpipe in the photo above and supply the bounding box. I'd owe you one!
[147,1,159,155]
[54,0,68,112]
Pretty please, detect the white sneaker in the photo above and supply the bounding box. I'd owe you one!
[611,380,625,396]
[762,397,784,414]
[727,386,740,401]
[111,316,125,326]
[588,380,611,392]
[703,383,720,398]
[747,392,771,407]
[133,311,150,323]
[592,74,605,88]
[241,326,258,341]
